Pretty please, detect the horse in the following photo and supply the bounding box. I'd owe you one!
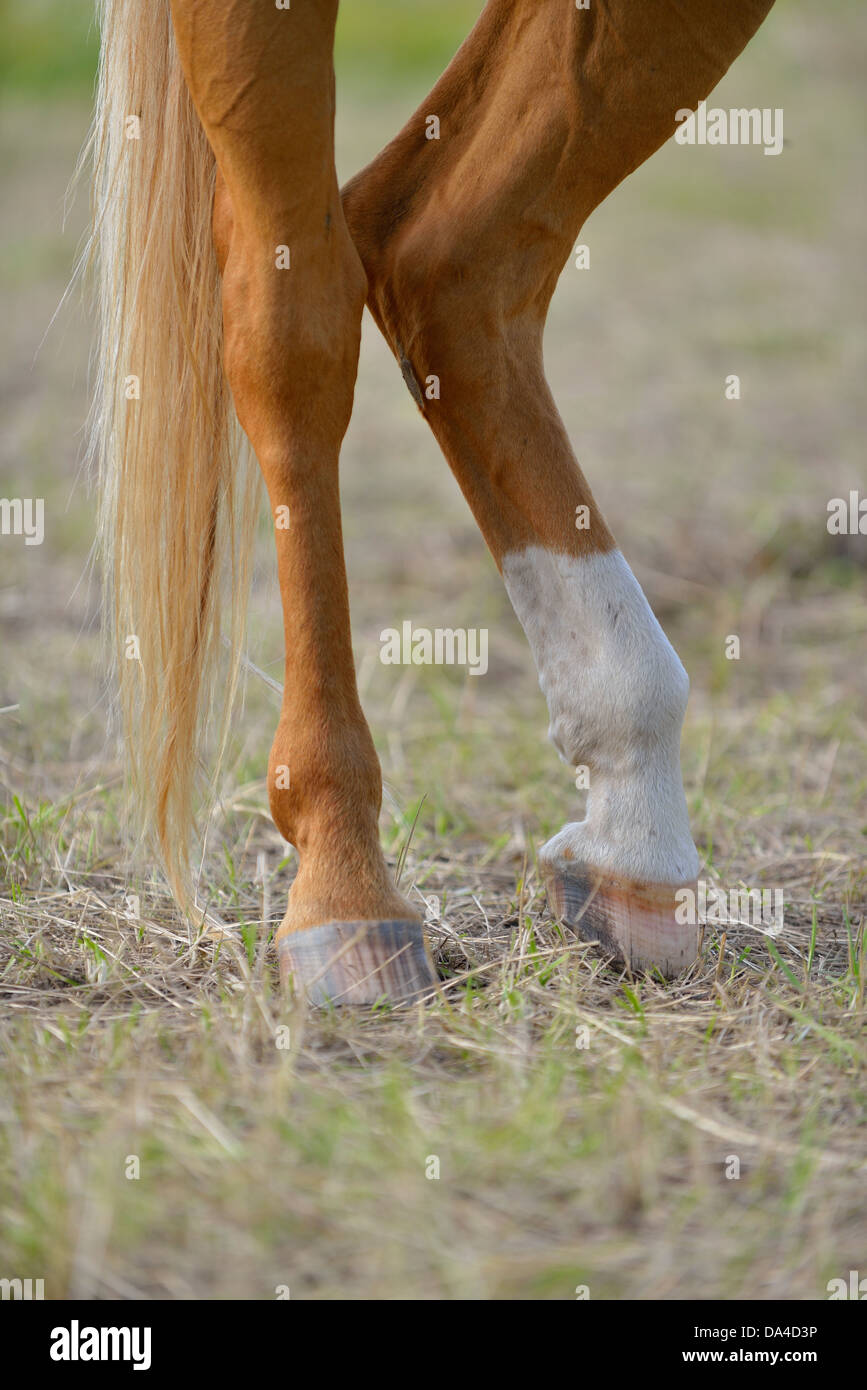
[86,0,775,1005]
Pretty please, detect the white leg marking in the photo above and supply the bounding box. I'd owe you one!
[502,546,699,885]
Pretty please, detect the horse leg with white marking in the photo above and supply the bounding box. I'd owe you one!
[344,0,775,975]
[92,0,435,1004]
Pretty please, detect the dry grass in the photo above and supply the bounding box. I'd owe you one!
[1,0,866,1300]
[1,825,864,1299]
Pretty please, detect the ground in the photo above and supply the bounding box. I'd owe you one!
[0,0,865,1299]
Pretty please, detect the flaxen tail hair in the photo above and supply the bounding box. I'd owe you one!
[82,0,259,910]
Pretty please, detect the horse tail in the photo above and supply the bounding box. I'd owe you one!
[84,0,259,909]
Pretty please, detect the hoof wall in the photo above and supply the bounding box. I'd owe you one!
[543,867,698,978]
[278,920,438,1006]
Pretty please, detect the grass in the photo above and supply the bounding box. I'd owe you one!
[0,871,864,1298]
[1,646,865,1297]
[1,0,866,1299]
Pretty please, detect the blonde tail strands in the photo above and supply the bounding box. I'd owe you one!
[83,0,259,910]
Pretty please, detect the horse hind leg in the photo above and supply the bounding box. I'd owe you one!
[169,0,436,1004]
[344,0,775,976]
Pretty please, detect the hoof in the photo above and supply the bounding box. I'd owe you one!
[277,920,438,1006]
[543,866,698,978]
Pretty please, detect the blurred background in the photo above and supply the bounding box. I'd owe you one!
[1,0,864,864]
[0,0,865,1300]
[3,0,861,867]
